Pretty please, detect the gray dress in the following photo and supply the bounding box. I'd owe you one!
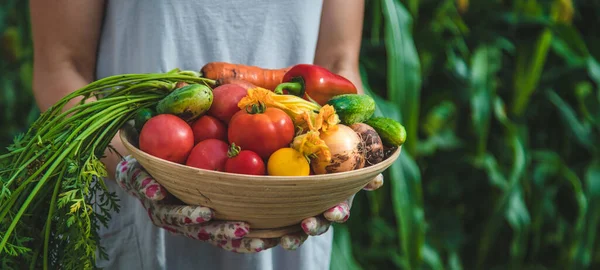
[94,0,333,269]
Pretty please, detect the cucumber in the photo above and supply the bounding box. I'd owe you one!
[134,108,156,131]
[326,94,375,125]
[364,117,407,147]
[156,84,213,122]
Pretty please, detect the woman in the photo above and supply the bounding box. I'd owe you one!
[29,0,378,269]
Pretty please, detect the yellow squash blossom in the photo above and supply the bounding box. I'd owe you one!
[237,87,321,122]
[291,130,331,163]
[314,105,339,133]
[295,105,340,134]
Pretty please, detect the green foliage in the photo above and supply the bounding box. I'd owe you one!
[0,73,209,267]
[345,0,600,269]
[0,0,39,155]
[2,0,600,269]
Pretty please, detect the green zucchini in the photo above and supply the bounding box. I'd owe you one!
[364,117,407,147]
[326,94,376,125]
[156,84,213,122]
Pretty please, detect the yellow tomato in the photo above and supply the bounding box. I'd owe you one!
[267,148,310,176]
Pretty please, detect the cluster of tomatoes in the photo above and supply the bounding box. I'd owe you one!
[138,83,307,176]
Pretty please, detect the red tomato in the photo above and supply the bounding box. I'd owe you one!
[225,146,266,175]
[208,84,248,124]
[228,106,295,160]
[190,115,227,144]
[139,114,194,164]
[185,139,229,171]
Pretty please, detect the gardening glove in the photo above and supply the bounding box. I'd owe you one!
[278,173,385,250]
[115,156,279,253]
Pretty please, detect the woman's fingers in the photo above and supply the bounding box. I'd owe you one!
[128,159,168,201]
[115,156,139,197]
[210,238,280,253]
[118,155,363,254]
[147,204,214,226]
[134,171,168,201]
[363,173,384,191]
[115,156,167,201]
[301,216,331,236]
[162,221,251,242]
[281,232,309,251]
[323,201,350,223]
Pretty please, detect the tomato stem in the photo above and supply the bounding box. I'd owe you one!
[228,143,241,158]
[244,101,267,114]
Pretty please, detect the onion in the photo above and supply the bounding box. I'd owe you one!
[311,124,365,174]
[350,123,384,166]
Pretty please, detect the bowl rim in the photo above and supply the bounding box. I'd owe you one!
[119,125,402,181]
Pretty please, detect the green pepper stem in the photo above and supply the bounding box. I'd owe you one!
[274,82,303,95]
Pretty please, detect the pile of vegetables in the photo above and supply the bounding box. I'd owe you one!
[0,62,406,269]
[136,64,406,177]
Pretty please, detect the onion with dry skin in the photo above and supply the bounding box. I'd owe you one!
[311,124,365,174]
[350,123,384,167]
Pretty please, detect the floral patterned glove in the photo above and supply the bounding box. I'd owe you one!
[115,156,384,252]
[279,173,385,250]
[115,156,278,253]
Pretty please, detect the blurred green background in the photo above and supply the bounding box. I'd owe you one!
[2,0,600,269]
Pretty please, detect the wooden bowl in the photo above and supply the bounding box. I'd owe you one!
[119,125,402,238]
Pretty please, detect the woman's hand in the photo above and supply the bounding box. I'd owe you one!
[115,156,384,252]
[115,156,278,253]
[279,173,384,250]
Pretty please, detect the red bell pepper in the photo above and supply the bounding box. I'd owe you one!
[273,64,357,105]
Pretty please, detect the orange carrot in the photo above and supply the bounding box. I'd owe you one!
[200,62,291,91]
[215,78,257,90]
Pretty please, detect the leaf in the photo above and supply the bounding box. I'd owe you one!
[586,161,600,198]
[369,0,383,44]
[69,200,81,214]
[468,45,501,155]
[546,90,595,152]
[511,27,553,116]
[390,151,425,269]
[477,96,530,268]
[529,157,558,259]
[506,187,531,266]
[421,100,457,137]
[551,23,590,62]
[587,58,600,89]
[360,64,401,121]
[547,22,600,87]
[570,160,600,269]
[422,243,444,270]
[330,225,363,270]
[417,129,462,156]
[530,150,588,267]
[575,82,599,126]
[66,216,75,227]
[382,0,422,156]
[448,249,463,270]
[471,153,508,190]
